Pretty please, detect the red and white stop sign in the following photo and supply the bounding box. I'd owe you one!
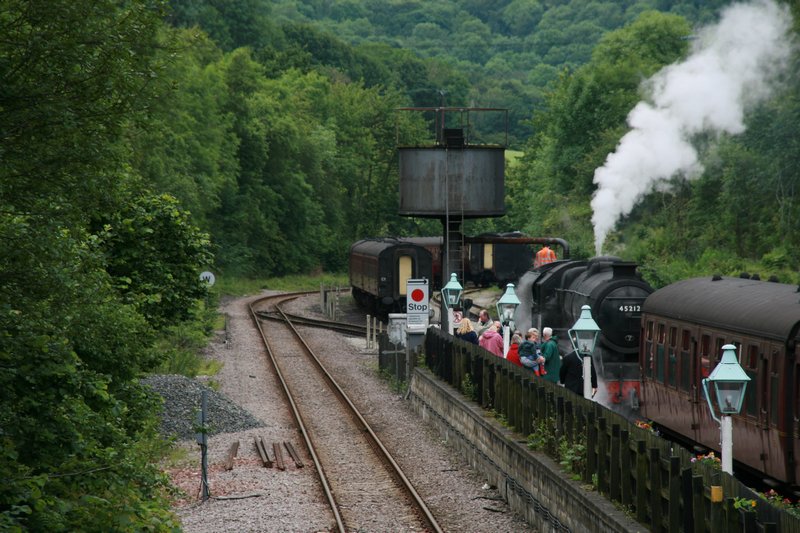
[406,279,429,328]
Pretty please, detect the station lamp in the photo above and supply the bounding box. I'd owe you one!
[440,273,463,335]
[568,305,601,400]
[495,283,520,357]
[441,273,463,309]
[702,344,750,474]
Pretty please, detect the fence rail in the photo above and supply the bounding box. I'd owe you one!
[420,327,798,533]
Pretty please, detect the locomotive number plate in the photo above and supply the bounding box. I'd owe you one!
[618,305,641,312]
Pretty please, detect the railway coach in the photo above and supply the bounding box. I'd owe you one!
[465,231,535,288]
[639,274,800,489]
[349,238,433,317]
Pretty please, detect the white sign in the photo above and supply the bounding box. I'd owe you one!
[199,271,216,286]
[406,278,429,329]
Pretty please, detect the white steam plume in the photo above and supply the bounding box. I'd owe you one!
[591,0,793,255]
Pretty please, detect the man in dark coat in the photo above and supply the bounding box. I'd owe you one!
[559,349,598,397]
[540,327,560,382]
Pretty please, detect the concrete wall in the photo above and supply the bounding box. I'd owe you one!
[409,368,645,532]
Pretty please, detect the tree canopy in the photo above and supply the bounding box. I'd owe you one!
[3,0,800,527]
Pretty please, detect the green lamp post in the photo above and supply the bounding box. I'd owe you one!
[495,283,520,357]
[440,273,463,335]
[702,344,751,474]
[568,305,601,399]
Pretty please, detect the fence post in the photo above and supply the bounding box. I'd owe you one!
[522,378,533,436]
[597,416,608,495]
[675,468,691,532]
[484,356,495,409]
[472,347,484,406]
[452,343,461,394]
[334,286,339,321]
[691,474,705,533]
[620,428,632,509]
[511,370,522,430]
[564,399,574,444]
[636,440,648,523]
[610,423,621,502]
[498,365,508,418]
[585,410,597,484]
[668,455,681,533]
[650,447,662,532]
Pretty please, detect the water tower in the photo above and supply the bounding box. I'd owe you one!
[397,107,508,288]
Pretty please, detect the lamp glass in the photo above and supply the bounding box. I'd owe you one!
[714,381,747,415]
[568,305,600,354]
[705,344,751,416]
[441,273,463,309]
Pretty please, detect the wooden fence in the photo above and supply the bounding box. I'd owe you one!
[422,327,800,533]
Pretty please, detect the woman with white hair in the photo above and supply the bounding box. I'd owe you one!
[540,327,561,382]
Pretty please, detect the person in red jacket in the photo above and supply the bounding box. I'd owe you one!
[505,333,524,367]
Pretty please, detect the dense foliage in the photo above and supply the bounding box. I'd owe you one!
[0,1,204,529]
[510,2,800,285]
[246,0,737,144]
[3,0,800,528]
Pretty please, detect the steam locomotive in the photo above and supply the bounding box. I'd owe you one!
[519,256,654,411]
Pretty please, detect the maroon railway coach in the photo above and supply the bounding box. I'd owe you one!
[639,274,800,488]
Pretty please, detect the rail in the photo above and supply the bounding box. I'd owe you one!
[249,292,443,533]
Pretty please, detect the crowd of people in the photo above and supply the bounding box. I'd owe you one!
[454,307,597,398]
[449,244,598,397]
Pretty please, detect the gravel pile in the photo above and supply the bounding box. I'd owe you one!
[142,374,264,441]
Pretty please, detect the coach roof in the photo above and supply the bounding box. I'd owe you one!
[643,276,800,341]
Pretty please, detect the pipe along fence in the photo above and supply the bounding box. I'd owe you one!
[415,327,800,533]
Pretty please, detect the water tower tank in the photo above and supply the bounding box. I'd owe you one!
[397,108,507,219]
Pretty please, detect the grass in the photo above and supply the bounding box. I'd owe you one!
[215,272,349,296]
[156,273,350,378]
[505,149,525,168]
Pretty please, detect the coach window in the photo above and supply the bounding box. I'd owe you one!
[743,343,758,417]
[700,334,711,379]
[668,326,677,387]
[679,329,691,392]
[644,320,654,378]
[746,344,758,370]
[398,256,412,295]
[656,323,666,383]
[770,347,781,427]
[714,337,726,364]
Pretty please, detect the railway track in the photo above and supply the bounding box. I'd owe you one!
[248,292,442,533]
[254,309,367,336]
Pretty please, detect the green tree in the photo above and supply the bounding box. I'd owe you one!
[99,193,214,330]
[0,1,206,528]
[511,11,691,255]
[129,28,239,229]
